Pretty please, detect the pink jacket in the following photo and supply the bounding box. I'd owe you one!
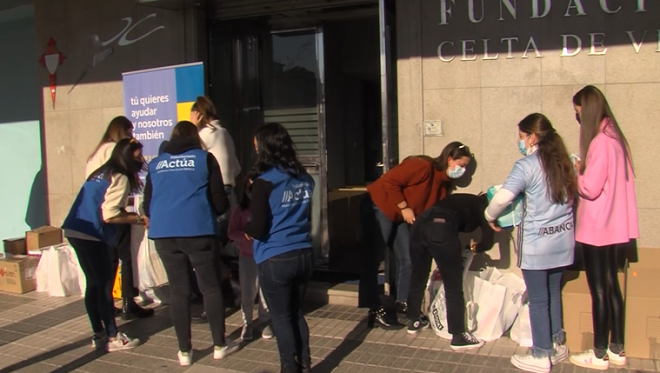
[228,206,253,257]
[576,120,639,246]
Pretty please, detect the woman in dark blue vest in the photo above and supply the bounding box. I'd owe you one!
[244,122,315,373]
[62,138,146,352]
[142,121,237,367]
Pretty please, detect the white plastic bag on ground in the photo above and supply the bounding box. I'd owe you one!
[136,231,168,291]
[469,268,526,342]
[429,249,475,340]
[37,244,85,297]
[511,302,533,347]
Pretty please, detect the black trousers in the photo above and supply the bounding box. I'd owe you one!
[582,243,625,350]
[155,236,226,352]
[406,207,466,335]
[109,224,138,299]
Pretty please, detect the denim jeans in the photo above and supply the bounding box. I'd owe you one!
[522,268,566,357]
[155,236,226,352]
[358,195,412,308]
[68,237,118,338]
[258,249,313,369]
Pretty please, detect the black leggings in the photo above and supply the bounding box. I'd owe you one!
[582,243,625,350]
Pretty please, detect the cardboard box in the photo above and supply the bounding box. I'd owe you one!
[0,255,39,294]
[3,237,26,256]
[562,270,627,354]
[624,266,660,359]
[26,226,62,251]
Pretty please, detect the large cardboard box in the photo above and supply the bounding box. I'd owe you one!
[0,255,39,294]
[3,237,26,256]
[624,248,660,359]
[26,226,62,251]
[562,270,627,354]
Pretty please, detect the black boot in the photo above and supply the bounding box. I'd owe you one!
[121,298,155,320]
[280,363,299,373]
[396,301,408,315]
[367,307,403,330]
[300,359,312,373]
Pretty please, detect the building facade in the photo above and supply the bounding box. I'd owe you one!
[5,0,656,267]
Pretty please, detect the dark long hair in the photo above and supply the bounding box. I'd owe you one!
[405,141,472,171]
[237,176,252,211]
[573,85,633,177]
[248,122,306,179]
[519,113,577,204]
[171,120,204,148]
[88,138,145,193]
[88,116,133,162]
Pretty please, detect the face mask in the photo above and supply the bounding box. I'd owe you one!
[447,165,466,179]
[575,112,581,125]
[518,139,528,156]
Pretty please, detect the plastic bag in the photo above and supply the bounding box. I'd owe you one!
[38,244,84,297]
[137,231,168,291]
[511,302,533,347]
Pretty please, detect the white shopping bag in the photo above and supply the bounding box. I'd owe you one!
[429,249,476,340]
[136,230,168,291]
[46,244,84,297]
[36,250,50,293]
[511,302,533,347]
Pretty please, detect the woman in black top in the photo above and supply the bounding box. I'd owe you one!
[406,193,495,351]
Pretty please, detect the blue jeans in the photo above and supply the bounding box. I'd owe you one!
[68,237,118,338]
[358,196,412,308]
[258,249,313,369]
[522,268,566,357]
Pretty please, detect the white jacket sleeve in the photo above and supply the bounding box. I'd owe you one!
[102,174,130,221]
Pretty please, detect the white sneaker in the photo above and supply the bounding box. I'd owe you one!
[511,352,551,373]
[107,332,140,352]
[178,350,193,366]
[551,344,569,365]
[261,324,274,339]
[607,348,627,366]
[241,325,254,341]
[569,350,609,371]
[214,341,240,360]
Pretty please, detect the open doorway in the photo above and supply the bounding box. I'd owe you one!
[324,17,383,274]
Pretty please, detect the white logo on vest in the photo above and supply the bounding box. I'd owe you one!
[155,155,196,171]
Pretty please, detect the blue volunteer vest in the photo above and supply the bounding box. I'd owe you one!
[253,168,315,264]
[62,175,117,245]
[148,148,216,239]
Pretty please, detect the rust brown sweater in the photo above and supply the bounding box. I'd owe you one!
[367,157,451,222]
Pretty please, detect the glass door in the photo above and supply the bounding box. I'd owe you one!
[238,27,327,263]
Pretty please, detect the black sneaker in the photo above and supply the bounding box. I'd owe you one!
[450,332,484,351]
[407,319,424,335]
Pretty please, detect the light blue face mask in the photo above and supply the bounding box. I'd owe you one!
[447,165,466,179]
[518,139,528,156]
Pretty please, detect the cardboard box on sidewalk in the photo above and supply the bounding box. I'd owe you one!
[0,255,39,294]
[624,248,660,359]
[562,270,627,354]
[3,237,26,256]
[26,226,62,252]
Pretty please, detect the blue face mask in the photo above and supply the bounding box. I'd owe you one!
[518,139,528,156]
[447,165,466,179]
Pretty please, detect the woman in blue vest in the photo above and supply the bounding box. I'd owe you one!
[142,121,238,367]
[62,138,146,352]
[244,122,315,373]
[486,113,576,373]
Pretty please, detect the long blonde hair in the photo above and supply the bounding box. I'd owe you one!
[89,116,133,162]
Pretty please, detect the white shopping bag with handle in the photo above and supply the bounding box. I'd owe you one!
[41,244,84,297]
[136,228,168,291]
[511,301,533,347]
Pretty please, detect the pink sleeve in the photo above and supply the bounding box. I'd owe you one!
[578,139,609,201]
[227,207,245,242]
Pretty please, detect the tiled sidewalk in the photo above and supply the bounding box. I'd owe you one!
[0,292,657,373]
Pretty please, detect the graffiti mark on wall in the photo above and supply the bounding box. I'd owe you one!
[69,13,165,93]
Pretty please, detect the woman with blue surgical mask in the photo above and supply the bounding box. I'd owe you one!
[486,113,576,373]
[359,141,472,330]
